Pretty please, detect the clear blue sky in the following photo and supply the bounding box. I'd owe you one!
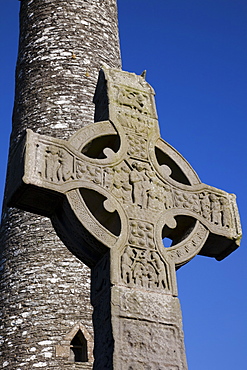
[0,1,246,369]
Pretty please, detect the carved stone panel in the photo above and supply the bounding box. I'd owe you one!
[120,245,170,291]
[111,286,187,370]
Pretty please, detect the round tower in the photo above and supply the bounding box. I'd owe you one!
[0,0,121,369]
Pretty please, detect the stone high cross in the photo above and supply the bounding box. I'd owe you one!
[8,68,241,369]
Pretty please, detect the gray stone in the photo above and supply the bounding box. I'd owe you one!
[7,67,242,369]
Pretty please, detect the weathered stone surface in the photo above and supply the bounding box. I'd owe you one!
[111,286,187,369]
[7,67,242,369]
[0,1,121,369]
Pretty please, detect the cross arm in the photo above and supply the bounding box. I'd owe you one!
[5,127,124,267]
[156,175,241,267]
[6,119,120,214]
[6,129,70,217]
[151,141,241,267]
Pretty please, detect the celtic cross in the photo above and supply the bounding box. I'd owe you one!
[8,68,241,369]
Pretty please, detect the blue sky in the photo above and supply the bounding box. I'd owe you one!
[0,1,246,369]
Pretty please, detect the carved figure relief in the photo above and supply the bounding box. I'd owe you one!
[116,86,149,115]
[57,149,74,181]
[199,192,211,220]
[129,162,144,206]
[121,170,132,203]
[102,164,132,203]
[44,145,73,182]
[45,152,106,187]
[75,160,87,179]
[174,190,232,229]
[103,167,114,190]
[121,246,168,290]
[121,319,181,366]
[207,194,231,228]
[121,246,135,285]
[151,183,173,210]
[209,193,221,225]
[44,145,58,181]
[111,166,126,201]
[117,109,154,136]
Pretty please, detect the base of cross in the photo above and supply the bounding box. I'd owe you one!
[92,253,187,370]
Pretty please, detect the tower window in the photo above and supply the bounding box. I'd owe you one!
[70,330,88,362]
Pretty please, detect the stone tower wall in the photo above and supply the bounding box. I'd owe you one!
[0,0,121,369]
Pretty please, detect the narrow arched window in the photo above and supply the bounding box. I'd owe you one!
[70,330,88,362]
